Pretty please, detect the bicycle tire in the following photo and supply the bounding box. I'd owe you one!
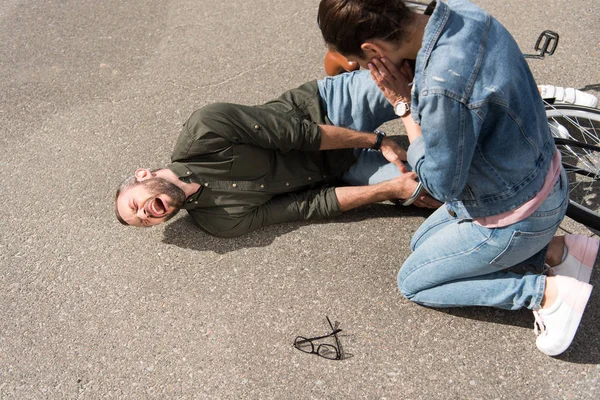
[545,103,600,230]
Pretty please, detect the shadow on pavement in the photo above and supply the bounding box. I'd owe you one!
[435,307,534,328]
[556,281,600,364]
[434,282,600,365]
[581,83,600,91]
[161,205,598,363]
[161,215,304,254]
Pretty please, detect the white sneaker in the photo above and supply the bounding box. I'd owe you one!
[539,85,598,108]
[551,234,598,284]
[533,276,592,356]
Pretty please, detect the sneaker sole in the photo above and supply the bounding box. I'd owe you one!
[536,283,592,356]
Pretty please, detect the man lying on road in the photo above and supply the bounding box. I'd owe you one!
[114,70,440,237]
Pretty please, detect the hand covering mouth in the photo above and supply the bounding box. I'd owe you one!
[146,197,167,218]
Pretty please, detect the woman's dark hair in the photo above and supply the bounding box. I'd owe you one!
[318,0,415,57]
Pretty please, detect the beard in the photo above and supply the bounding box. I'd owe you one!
[141,177,187,219]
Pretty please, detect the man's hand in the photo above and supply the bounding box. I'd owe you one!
[336,172,441,212]
[380,137,409,173]
[389,173,441,209]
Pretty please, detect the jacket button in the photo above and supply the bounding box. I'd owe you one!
[253,124,260,130]
[260,184,265,188]
[285,182,290,187]
[232,183,237,188]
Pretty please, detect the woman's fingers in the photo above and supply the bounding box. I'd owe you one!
[369,58,394,85]
[368,62,385,84]
[380,57,414,82]
[380,57,403,77]
[369,57,412,100]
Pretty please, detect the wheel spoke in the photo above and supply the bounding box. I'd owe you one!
[546,103,600,229]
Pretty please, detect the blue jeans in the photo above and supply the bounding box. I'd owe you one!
[398,168,569,310]
[318,70,402,185]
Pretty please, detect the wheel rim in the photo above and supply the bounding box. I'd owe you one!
[546,103,600,217]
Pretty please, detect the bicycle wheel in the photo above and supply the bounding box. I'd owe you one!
[545,103,600,230]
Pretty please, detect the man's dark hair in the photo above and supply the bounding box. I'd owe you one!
[114,175,138,226]
[318,0,415,57]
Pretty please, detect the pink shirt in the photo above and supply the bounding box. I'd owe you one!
[474,150,562,228]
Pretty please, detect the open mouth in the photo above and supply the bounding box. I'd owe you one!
[147,197,167,218]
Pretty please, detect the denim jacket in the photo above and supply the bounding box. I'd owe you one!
[406,0,555,219]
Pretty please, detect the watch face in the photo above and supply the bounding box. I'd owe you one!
[395,102,408,117]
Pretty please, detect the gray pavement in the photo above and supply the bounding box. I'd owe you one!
[1,0,599,398]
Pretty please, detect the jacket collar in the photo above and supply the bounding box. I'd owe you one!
[167,162,204,208]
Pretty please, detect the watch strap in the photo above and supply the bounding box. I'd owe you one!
[371,129,386,150]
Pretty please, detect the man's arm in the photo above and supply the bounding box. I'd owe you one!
[191,174,440,238]
[336,173,440,211]
[319,124,409,173]
[318,124,380,150]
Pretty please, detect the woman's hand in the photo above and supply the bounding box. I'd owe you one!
[371,57,423,144]
[368,58,414,106]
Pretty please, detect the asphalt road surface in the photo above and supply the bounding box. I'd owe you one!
[1,0,599,398]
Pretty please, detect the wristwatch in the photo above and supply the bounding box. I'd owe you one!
[371,129,386,151]
[394,99,411,117]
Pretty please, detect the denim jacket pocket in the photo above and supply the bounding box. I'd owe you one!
[489,220,562,268]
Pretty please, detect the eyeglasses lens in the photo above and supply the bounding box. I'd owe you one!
[317,344,339,360]
[294,337,314,353]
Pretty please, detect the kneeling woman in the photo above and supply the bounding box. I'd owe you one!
[317,0,598,356]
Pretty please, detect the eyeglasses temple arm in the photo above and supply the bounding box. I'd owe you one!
[294,329,342,345]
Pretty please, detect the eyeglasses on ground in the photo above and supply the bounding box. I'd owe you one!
[293,316,346,360]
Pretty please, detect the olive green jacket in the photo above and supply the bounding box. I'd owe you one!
[168,81,356,237]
